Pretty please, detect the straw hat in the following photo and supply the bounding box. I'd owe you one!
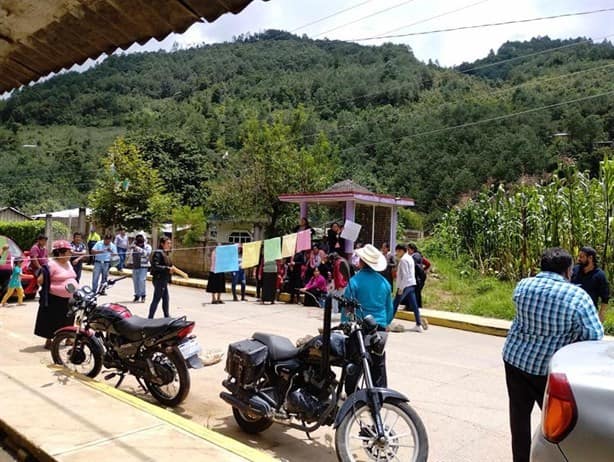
[355,244,387,271]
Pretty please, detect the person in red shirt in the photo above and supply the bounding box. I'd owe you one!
[329,252,350,313]
[29,234,48,273]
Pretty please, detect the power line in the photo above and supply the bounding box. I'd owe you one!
[357,0,492,40]
[336,88,614,156]
[481,61,614,98]
[314,0,419,38]
[277,52,614,146]
[290,0,377,33]
[288,33,614,119]
[351,7,614,41]
[459,35,614,73]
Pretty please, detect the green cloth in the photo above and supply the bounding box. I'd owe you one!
[264,237,281,262]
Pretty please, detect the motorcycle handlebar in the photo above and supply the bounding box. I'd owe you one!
[106,275,130,286]
[330,295,361,310]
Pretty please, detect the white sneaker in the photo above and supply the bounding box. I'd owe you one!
[420,318,429,330]
[410,325,423,333]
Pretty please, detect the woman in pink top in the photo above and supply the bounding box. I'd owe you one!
[300,267,328,307]
[34,240,79,349]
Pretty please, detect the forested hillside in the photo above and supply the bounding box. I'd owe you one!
[0,31,612,226]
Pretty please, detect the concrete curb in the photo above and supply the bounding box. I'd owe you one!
[395,310,510,337]
[0,417,56,462]
[47,366,276,462]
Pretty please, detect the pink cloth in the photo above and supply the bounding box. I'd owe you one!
[305,274,328,293]
[48,260,79,298]
[296,230,311,252]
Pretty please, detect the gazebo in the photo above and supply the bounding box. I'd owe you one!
[278,180,415,255]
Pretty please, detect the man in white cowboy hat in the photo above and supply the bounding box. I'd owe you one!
[343,243,394,388]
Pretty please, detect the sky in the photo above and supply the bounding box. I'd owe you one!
[115,0,614,67]
[4,0,614,94]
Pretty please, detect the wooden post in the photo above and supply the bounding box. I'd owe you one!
[151,224,159,251]
[45,214,53,252]
[300,201,308,221]
[78,207,86,235]
[344,200,355,255]
[371,205,376,245]
[390,205,398,250]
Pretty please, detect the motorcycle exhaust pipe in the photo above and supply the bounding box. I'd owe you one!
[219,392,272,418]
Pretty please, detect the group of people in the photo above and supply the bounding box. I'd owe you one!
[503,245,608,462]
[0,230,180,349]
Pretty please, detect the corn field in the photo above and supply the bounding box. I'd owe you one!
[434,151,614,281]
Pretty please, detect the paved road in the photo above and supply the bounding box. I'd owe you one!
[0,278,541,462]
[0,448,15,462]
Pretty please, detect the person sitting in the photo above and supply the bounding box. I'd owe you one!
[300,267,328,307]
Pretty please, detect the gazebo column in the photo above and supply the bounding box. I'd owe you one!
[344,200,355,255]
[390,205,398,250]
[300,201,308,220]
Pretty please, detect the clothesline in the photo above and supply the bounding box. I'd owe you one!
[9,219,363,270]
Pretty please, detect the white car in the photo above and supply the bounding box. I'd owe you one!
[531,341,614,461]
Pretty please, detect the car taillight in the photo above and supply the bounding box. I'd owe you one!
[177,324,194,339]
[542,372,577,443]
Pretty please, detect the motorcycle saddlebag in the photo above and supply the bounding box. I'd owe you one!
[226,339,268,387]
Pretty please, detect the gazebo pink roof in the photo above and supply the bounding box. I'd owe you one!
[278,180,415,207]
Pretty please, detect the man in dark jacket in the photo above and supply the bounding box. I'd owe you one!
[571,246,609,322]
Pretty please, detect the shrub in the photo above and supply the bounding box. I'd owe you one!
[0,220,70,250]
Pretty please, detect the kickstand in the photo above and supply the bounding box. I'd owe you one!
[115,374,126,389]
[302,420,312,440]
[135,376,149,393]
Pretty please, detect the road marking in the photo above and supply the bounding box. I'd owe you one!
[48,365,276,462]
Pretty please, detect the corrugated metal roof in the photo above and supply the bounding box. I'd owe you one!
[0,0,265,93]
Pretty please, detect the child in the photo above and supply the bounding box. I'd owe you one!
[1,257,25,306]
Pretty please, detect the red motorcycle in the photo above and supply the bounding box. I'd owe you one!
[51,276,202,407]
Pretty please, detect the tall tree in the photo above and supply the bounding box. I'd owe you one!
[89,138,173,230]
[207,109,338,234]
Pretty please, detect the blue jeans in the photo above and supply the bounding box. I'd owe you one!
[231,269,246,300]
[117,247,127,270]
[92,261,110,293]
[393,285,421,326]
[148,278,169,318]
[132,268,148,298]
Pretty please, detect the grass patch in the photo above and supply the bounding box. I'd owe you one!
[423,255,614,335]
[423,256,515,320]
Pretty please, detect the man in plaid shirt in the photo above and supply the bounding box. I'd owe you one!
[502,247,603,462]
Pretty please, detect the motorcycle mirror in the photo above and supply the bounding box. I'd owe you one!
[65,283,77,294]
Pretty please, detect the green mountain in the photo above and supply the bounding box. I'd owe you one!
[1,31,613,222]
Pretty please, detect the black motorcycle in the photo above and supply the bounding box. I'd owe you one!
[51,276,202,407]
[220,295,429,461]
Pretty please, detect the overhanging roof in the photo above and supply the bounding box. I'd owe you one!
[0,0,265,93]
[279,180,415,207]
[278,191,415,207]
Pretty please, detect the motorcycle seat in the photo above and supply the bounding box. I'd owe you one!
[113,316,180,342]
[253,332,299,361]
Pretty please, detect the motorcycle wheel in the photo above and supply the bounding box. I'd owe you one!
[232,406,273,434]
[335,398,428,462]
[51,332,103,378]
[144,348,190,407]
